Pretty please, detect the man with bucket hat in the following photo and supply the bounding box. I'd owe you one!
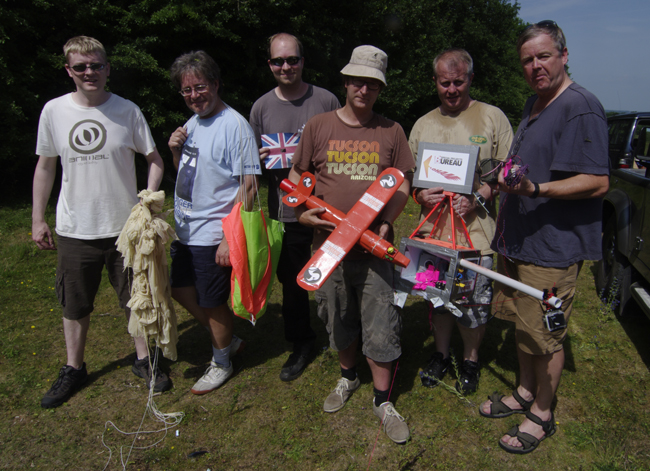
[288,45,415,443]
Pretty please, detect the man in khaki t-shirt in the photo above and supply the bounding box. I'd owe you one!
[409,48,513,395]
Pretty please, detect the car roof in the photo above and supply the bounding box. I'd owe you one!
[608,112,650,121]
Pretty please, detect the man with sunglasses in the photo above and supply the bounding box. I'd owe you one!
[409,48,513,395]
[33,36,167,408]
[289,46,415,444]
[168,51,261,395]
[249,33,340,382]
[480,21,609,454]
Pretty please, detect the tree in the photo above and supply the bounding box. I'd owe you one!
[0,0,529,200]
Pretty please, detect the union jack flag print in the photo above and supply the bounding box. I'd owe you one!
[261,132,300,169]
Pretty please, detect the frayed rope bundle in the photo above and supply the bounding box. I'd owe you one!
[116,190,178,360]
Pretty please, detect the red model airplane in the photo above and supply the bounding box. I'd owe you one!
[279,168,410,291]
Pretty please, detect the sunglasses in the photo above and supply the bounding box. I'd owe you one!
[69,63,106,73]
[528,19,558,30]
[179,84,210,97]
[269,56,301,67]
[349,78,381,91]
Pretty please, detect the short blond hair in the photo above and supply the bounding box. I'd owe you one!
[433,48,473,79]
[63,36,107,63]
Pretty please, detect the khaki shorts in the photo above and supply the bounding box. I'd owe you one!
[493,256,582,355]
[56,236,131,320]
[314,257,402,363]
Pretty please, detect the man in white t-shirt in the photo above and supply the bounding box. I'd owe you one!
[33,36,166,408]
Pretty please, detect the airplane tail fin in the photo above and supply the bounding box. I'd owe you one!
[281,172,315,207]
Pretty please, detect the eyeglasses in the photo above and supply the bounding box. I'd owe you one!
[349,78,381,91]
[179,84,209,97]
[269,56,301,67]
[68,63,106,73]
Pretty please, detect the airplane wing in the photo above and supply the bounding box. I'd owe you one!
[296,168,405,291]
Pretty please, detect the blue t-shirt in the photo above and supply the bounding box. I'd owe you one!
[492,83,610,267]
[174,105,261,246]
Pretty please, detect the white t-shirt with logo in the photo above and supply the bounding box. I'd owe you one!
[36,93,156,239]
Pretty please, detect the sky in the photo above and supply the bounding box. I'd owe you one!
[512,0,650,112]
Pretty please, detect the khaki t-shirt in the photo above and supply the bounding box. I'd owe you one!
[408,101,513,253]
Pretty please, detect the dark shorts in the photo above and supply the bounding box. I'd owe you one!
[170,240,231,308]
[56,235,131,321]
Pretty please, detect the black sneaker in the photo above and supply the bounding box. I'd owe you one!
[455,360,480,394]
[420,352,451,388]
[132,357,172,393]
[279,342,313,382]
[41,363,88,408]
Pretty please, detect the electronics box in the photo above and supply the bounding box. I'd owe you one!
[395,237,481,305]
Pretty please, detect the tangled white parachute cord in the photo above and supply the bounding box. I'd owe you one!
[101,190,184,470]
[100,349,184,470]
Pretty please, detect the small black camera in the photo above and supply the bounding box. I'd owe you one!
[544,309,566,332]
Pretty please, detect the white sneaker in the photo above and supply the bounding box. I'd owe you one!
[190,361,233,395]
[230,335,246,358]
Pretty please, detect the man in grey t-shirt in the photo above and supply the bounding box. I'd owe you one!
[249,33,339,382]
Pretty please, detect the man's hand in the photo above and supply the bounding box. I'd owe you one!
[417,187,445,208]
[168,126,188,169]
[168,126,188,150]
[32,220,55,250]
[259,147,270,163]
[376,222,391,240]
[452,193,476,218]
[497,166,536,196]
[32,155,57,251]
[297,207,337,232]
[215,238,231,267]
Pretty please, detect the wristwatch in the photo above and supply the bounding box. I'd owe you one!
[473,191,488,213]
[473,191,486,206]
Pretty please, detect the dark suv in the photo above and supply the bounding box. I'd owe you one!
[598,112,650,317]
[607,112,650,169]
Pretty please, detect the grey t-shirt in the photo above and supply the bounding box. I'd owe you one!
[249,84,340,222]
[492,83,609,267]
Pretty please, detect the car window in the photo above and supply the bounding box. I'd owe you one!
[609,119,633,148]
[633,121,650,157]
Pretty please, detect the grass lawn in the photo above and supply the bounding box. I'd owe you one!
[1,189,649,470]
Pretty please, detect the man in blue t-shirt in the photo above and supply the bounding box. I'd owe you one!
[479,22,609,455]
[168,51,261,395]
